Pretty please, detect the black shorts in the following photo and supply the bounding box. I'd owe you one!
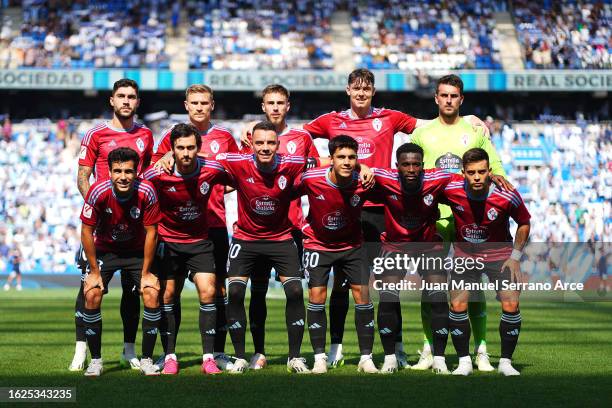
[209,227,230,279]
[78,250,142,295]
[252,230,303,281]
[156,240,216,281]
[303,247,369,288]
[450,260,508,288]
[374,248,447,279]
[227,238,302,279]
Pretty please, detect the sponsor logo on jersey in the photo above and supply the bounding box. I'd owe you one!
[177,200,201,220]
[322,210,348,230]
[111,223,133,242]
[460,223,489,243]
[136,138,145,152]
[200,181,210,195]
[210,140,220,154]
[83,203,93,218]
[487,208,498,220]
[354,136,376,160]
[435,152,462,173]
[130,206,141,219]
[423,194,433,206]
[79,145,87,160]
[251,195,279,215]
[372,118,382,132]
[278,175,287,190]
[350,194,361,207]
[286,141,297,154]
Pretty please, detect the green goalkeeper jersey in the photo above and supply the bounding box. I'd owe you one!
[410,117,506,219]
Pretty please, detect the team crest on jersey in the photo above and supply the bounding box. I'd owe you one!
[83,203,93,219]
[350,194,360,207]
[79,146,87,160]
[130,206,141,219]
[286,141,297,154]
[210,140,220,154]
[372,118,382,132]
[278,175,287,190]
[423,194,433,206]
[200,181,210,195]
[136,138,145,152]
[487,208,498,220]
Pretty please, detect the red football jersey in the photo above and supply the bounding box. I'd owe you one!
[152,124,239,229]
[216,153,306,241]
[295,168,371,251]
[143,158,229,243]
[80,179,160,253]
[372,168,452,251]
[441,177,531,261]
[78,122,154,182]
[241,126,319,230]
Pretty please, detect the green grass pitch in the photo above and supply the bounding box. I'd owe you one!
[1,289,610,407]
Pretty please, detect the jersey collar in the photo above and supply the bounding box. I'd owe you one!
[106,121,136,133]
[174,158,202,179]
[253,154,279,173]
[325,168,358,189]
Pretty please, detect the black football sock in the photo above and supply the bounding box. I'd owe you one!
[377,289,400,355]
[329,289,349,344]
[500,310,522,359]
[120,284,140,344]
[213,295,228,353]
[449,310,471,358]
[355,303,375,355]
[75,281,86,342]
[160,303,175,355]
[429,292,449,357]
[142,307,161,359]
[283,278,305,359]
[83,307,102,359]
[307,302,327,354]
[199,302,217,355]
[249,280,269,355]
[227,279,248,359]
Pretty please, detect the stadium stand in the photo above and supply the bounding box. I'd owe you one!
[349,0,504,70]
[186,0,335,69]
[0,118,609,274]
[2,0,170,69]
[512,0,611,69]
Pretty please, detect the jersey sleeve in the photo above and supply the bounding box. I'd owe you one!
[78,129,99,168]
[226,134,240,153]
[390,110,417,134]
[205,160,231,186]
[142,185,161,226]
[303,113,333,139]
[409,127,423,146]
[151,129,172,163]
[80,188,101,226]
[141,130,154,170]
[290,174,306,200]
[303,132,319,158]
[508,190,531,226]
[477,128,506,177]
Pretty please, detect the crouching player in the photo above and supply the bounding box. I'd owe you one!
[144,123,231,374]
[442,148,530,376]
[79,147,161,376]
[294,136,377,374]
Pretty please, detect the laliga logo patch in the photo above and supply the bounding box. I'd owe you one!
[130,206,141,219]
[136,138,145,152]
[287,141,297,154]
[423,194,433,206]
[210,140,220,154]
[200,181,210,195]
[372,118,382,132]
[79,146,87,160]
[83,203,93,218]
[350,194,360,207]
[487,208,498,220]
[278,175,287,190]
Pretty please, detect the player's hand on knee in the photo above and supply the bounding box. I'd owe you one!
[154,152,174,174]
[502,259,522,283]
[140,272,160,293]
[84,272,103,294]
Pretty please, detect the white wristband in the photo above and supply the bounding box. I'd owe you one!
[510,249,522,261]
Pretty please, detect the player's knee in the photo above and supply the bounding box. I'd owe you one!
[501,300,519,313]
[352,286,370,304]
[450,300,467,313]
[282,279,303,301]
[85,289,102,309]
[309,287,327,304]
[142,288,159,308]
[227,279,247,302]
[197,285,216,303]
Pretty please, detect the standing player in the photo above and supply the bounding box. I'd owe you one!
[3,247,22,291]
[240,84,319,370]
[79,147,161,376]
[410,75,510,371]
[70,78,154,372]
[442,148,530,376]
[371,143,453,374]
[144,124,231,375]
[295,136,377,374]
[218,121,323,374]
[151,84,238,370]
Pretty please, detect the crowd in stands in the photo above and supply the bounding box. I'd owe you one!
[0,116,609,274]
[1,0,170,69]
[513,0,611,69]
[350,0,504,70]
[186,0,335,70]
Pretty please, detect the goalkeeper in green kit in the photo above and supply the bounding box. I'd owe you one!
[409,74,512,372]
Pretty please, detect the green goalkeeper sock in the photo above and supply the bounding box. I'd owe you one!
[468,300,487,350]
[420,302,433,346]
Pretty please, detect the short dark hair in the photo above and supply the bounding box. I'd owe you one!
[348,68,375,86]
[252,121,278,135]
[112,78,139,97]
[328,135,358,156]
[436,74,463,95]
[462,148,489,167]
[107,147,139,170]
[170,123,202,150]
[396,143,424,161]
[262,84,289,100]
